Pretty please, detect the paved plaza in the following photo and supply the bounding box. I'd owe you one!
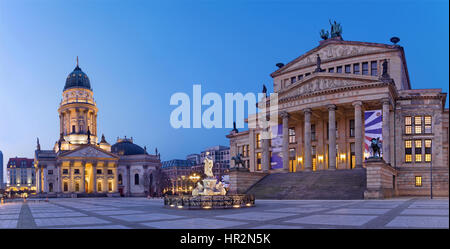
[0,197,448,229]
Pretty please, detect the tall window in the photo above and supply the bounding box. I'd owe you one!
[349,119,355,137]
[424,116,432,133]
[405,140,412,162]
[350,143,356,169]
[405,116,412,134]
[425,139,432,162]
[362,62,369,75]
[312,146,317,171]
[134,174,139,185]
[289,148,296,172]
[415,140,422,162]
[63,182,68,192]
[414,116,422,134]
[75,181,80,192]
[291,77,296,84]
[108,181,113,192]
[353,63,360,74]
[415,176,422,187]
[345,64,351,74]
[118,174,123,185]
[311,124,316,141]
[256,152,262,170]
[256,133,261,149]
[336,66,342,73]
[97,182,102,192]
[49,183,53,193]
[371,61,378,76]
[72,125,76,133]
[289,128,296,143]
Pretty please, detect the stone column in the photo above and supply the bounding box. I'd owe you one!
[303,108,312,171]
[261,128,270,173]
[126,165,131,196]
[81,161,86,193]
[382,99,391,164]
[69,161,74,192]
[113,163,119,193]
[43,167,48,192]
[58,163,63,192]
[281,111,290,172]
[36,167,41,193]
[92,162,97,193]
[328,105,337,170]
[249,129,255,171]
[103,162,108,193]
[353,101,363,168]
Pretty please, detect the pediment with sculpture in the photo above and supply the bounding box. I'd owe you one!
[274,43,392,76]
[279,75,378,101]
[58,145,119,160]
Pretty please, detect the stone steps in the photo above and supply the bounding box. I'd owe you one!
[246,168,367,200]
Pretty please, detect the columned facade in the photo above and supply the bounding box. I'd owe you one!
[226,36,448,197]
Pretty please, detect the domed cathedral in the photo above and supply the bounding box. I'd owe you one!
[34,58,162,198]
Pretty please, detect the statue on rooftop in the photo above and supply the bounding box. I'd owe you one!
[329,20,342,38]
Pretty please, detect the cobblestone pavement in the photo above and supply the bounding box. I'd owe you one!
[0,197,448,229]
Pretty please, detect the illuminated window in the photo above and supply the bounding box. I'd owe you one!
[424,116,432,133]
[405,116,412,134]
[108,181,113,192]
[414,116,422,134]
[75,181,80,192]
[256,133,261,149]
[256,152,262,170]
[289,128,296,143]
[118,174,123,185]
[415,176,422,187]
[97,182,102,192]
[405,140,412,162]
[415,140,422,162]
[350,143,356,169]
[312,146,317,171]
[425,139,432,162]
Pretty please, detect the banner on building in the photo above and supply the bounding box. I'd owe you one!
[270,124,283,169]
[364,110,383,159]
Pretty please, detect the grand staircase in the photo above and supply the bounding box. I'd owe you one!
[246,168,366,200]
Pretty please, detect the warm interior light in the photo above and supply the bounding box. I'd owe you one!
[297,157,303,163]
[233,205,240,208]
[340,153,346,160]
[317,155,324,162]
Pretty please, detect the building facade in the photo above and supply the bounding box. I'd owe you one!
[6,157,35,192]
[161,159,197,194]
[35,60,162,197]
[227,35,449,197]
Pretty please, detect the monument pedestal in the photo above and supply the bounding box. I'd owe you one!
[364,158,397,199]
[228,170,268,194]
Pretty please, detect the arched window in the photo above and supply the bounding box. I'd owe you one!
[134,173,139,185]
[49,183,53,193]
[118,174,123,185]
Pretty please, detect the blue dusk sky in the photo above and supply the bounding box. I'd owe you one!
[0,0,448,179]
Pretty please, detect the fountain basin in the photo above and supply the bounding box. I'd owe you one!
[164,194,255,209]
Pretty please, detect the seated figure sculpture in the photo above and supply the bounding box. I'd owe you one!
[192,153,227,196]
